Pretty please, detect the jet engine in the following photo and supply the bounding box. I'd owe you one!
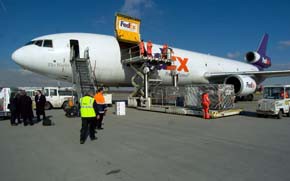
[224,75,257,96]
[245,51,261,63]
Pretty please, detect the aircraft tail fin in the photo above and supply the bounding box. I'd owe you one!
[245,33,271,70]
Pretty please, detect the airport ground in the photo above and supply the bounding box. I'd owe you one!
[1,95,290,181]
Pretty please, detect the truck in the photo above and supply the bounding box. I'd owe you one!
[43,87,76,109]
[256,85,290,119]
[0,88,19,118]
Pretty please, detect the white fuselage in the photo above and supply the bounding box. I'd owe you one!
[12,33,259,86]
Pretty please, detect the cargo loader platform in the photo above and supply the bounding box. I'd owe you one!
[136,105,242,119]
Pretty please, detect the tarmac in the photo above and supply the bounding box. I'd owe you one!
[1,100,290,181]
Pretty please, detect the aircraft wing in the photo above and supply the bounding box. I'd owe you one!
[204,70,290,79]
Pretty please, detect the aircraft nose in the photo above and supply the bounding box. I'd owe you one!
[12,47,26,66]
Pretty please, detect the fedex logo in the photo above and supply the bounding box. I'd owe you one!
[262,57,271,65]
[119,20,137,32]
[164,56,189,72]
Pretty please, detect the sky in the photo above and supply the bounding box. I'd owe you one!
[0,0,290,86]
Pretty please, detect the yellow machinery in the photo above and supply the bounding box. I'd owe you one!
[115,13,141,44]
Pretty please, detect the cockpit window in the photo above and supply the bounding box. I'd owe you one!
[43,40,53,48]
[35,40,43,47]
[25,41,36,46]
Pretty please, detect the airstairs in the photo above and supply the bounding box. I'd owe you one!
[70,48,96,99]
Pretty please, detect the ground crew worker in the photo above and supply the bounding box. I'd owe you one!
[147,40,153,58]
[139,39,145,56]
[80,92,97,144]
[280,90,289,99]
[94,87,107,130]
[162,44,168,59]
[201,92,211,119]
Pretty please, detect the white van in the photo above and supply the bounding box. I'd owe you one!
[43,87,75,109]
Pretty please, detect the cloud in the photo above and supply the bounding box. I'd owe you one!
[226,51,240,59]
[278,40,290,48]
[0,69,71,87]
[120,0,154,18]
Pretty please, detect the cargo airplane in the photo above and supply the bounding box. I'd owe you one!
[11,33,290,100]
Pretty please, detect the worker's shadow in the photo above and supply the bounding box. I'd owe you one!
[240,111,258,118]
[33,115,53,124]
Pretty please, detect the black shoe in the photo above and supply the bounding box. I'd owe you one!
[91,137,97,141]
[24,124,28,126]
[97,127,104,130]
[80,140,85,144]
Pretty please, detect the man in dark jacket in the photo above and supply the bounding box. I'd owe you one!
[35,90,46,123]
[19,90,34,126]
[9,92,17,126]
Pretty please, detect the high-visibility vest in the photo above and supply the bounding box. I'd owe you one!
[94,92,105,104]
[80,96,96,118]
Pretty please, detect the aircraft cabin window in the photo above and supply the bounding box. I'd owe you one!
[43,40,53,48]
[35,40,43,47]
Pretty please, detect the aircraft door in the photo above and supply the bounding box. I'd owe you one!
[70,40,80,59]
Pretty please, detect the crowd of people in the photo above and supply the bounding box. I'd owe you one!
[9,90,46,126]
[8,87,108,144]
[139,40,173,59]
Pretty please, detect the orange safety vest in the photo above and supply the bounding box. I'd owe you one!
[147,41,153,54]
[281,91,289,98]
[94,92,105,104]
[68,98,74,107]
[139,41,145,54]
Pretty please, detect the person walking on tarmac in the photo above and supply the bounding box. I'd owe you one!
[201,92,211,119]
[147,40,153,58]
[139,39,146,57]
[94,87,107,130]
[35,90,46,123]
[80,91,98,144]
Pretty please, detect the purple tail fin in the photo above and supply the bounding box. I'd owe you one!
[245,33,271,70]
[257,33,268,56]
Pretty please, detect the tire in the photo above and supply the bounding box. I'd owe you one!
[277,110,283,119]
[246,94,254,101]
[62,101,68,110]
[45,102,52,110]
[287,109,290,117]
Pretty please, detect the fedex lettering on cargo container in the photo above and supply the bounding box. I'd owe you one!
[119,20,138,32]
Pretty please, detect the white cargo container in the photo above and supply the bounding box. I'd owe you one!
[115,101,126,115]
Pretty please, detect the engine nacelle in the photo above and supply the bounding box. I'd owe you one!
[245,51,261,63]
[224,75,257,96]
